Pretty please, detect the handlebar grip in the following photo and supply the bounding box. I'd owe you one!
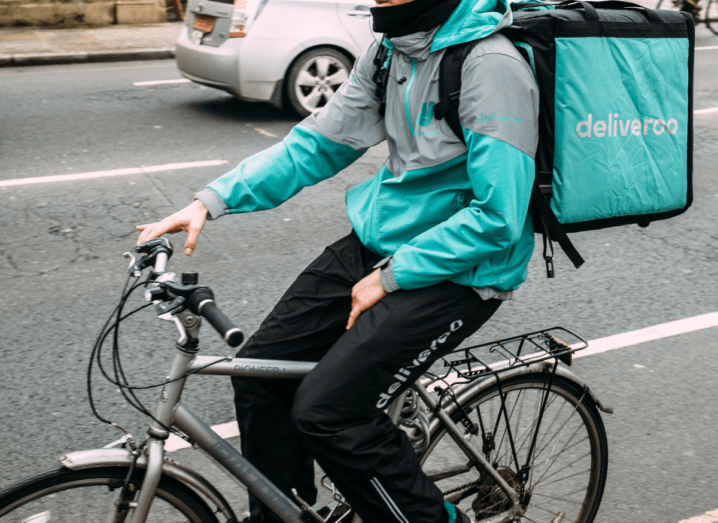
[200,301,244,347]
[187,288,244,347]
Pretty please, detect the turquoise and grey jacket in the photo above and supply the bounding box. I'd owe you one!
[196,0,539,295]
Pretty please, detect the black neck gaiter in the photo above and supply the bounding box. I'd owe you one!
[370,0,461,38]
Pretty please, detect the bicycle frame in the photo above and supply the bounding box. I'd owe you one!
[116,348,525,523]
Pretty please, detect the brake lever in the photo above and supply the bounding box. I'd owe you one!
[123,252,142,277]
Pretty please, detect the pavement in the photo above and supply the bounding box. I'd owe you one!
[0,22,183,67]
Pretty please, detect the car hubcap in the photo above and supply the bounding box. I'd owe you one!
[295,56,349,113]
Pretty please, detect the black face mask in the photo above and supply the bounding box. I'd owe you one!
[370,0,461,38]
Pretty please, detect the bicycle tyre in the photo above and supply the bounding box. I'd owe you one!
[706,0,718,35]
[0,466,219,522]
[420,373,608,523]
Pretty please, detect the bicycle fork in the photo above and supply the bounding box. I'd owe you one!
[122,350,196,523]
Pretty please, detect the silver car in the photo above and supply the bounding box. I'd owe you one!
[175,0,377,117]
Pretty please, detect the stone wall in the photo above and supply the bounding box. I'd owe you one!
[0,0,167,27]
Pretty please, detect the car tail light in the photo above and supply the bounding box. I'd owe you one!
[229,0,259,37]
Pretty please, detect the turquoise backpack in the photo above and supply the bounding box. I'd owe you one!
[434,0,695,276]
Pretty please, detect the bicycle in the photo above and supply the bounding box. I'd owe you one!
[0,238,612,523]
[656,0,718,34]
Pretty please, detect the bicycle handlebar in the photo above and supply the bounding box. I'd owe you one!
[187,287,244,347]
[133,238,244,348]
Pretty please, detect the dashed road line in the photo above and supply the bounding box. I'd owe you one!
[695,106,718,115]
[0,160,228,188]
[165,310,718,452]
[134,79,191,86]
[696,45,718,51]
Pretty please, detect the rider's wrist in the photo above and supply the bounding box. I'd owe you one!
[195,188,228,220]
[374,257,401,293]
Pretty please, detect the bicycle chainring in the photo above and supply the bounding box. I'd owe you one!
[471,467,521,520]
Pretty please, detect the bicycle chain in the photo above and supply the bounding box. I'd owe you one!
[442,478,482,496]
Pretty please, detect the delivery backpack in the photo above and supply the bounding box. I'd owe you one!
[374,0,695,277]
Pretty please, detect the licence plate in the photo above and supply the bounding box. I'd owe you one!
[193,15,215,32]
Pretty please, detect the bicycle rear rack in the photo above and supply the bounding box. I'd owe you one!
[438,327,589,384]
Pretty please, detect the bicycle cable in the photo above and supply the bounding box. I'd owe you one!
[87,272,229,443]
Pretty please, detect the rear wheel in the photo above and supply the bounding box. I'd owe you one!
[286,48,353,118]
[420,374,608,523]
[0,467,219,522]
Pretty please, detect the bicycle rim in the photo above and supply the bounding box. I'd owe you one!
[0,467,218,523]
[420,374,608,523]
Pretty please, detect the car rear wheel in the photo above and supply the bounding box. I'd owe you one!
[286,48,353,118]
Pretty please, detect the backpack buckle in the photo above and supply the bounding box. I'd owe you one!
[545,256,555,279]
[539,184,553,199]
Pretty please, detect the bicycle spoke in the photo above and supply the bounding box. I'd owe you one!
[532,394,568,456]
[530,397,586,490]
[532,429,587,480]
[493,389,520,456]
[535,466,592,489]
[531,423,585,490]
[494,394,560,466]
[533,451,592,491]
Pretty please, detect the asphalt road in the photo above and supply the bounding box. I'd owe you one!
[1,26,717,522]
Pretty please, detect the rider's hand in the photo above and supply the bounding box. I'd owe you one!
[136,200,208,256]
[346,268,387,330]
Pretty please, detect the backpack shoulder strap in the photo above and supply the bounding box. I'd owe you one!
[434,40,481,144]
[372,40,392,118]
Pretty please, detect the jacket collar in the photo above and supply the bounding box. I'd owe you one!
[387,26,440,62]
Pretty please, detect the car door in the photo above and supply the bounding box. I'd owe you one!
[335,0,378,55]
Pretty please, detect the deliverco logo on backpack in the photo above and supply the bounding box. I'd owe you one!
[575,113,679,138]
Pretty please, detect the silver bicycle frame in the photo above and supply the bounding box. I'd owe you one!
[123,347,521,523]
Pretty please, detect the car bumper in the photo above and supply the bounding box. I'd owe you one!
[175,27,244,97]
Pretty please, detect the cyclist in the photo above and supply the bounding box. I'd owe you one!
[137,0,539,520]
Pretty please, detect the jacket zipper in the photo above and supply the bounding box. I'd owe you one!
[404,57,417,138]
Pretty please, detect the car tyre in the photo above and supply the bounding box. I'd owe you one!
[286,48,354,118]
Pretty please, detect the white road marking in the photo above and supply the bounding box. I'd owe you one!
[678,509,718,523]
[0,62,176,78]
[167,421,238,452]
[254,128,279,138]
[695,106,718,115]
[134,79,191,86]
[166,310,718,453]
[574,311,718,359]
[0,160,228,188]
[696,45,718,51]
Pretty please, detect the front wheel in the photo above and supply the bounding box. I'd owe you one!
[420,373,609,523]
[285,48,353,118]
[0,467,219,522]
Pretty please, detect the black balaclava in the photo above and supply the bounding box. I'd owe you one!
[370,0,461,38]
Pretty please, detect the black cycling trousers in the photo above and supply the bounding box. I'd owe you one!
[232,231,501,523]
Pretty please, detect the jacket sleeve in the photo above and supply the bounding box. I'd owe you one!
[197,44,386,219]
[388,50,539,290]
